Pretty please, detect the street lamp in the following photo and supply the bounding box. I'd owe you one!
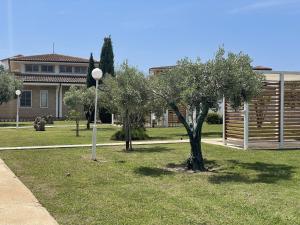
[15,90,21,129]
[91,68,103,161]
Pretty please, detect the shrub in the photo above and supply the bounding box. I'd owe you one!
[206,112,223,124]
[42,115,54,124]
[33,117,46,131]
[111,128,149,141]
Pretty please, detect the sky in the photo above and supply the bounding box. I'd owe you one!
[1,0,300,73]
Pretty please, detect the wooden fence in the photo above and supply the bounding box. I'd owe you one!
[224,76,300,149]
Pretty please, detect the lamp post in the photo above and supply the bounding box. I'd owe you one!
[91,68,103,161]
[15,90,21,129]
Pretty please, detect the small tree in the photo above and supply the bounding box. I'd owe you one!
[100,62,149,151]
[64,86,84,136]
[82,86,98,129]
[150,48,263,171]
[0,66,22,105]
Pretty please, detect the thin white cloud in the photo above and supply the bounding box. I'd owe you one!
[229,0,300,14]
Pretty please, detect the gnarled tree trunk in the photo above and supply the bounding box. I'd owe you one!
[187,130,205,171]
[170,102,208,171]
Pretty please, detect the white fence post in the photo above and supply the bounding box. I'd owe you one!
[111,114,114,125]
[244,102,249,150]
[222,97,227,145]
[279,73,285,149]
[164,109,169,127]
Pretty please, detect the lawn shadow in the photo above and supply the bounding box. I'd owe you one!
[134,166,174,177]
[166,159,220,172]
[209,160,295,184]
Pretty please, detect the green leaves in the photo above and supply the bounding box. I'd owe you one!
[150,47,264,111]
[0,69,22,105]
[64,86,84,110]
[100,62,149,118]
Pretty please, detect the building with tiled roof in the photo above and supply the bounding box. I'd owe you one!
[0,53,96,120]
[10,53,92,63]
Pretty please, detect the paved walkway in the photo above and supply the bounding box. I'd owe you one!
[0,159,58,225]
[0,124,85,129]
[0,139,190,151]
[0,138,235,151]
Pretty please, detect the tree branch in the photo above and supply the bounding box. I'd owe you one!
[194,103,209,136]
[169,102,192,136]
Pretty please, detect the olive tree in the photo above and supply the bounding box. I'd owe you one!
[64,86,100,136]
[100,62,149,151]
[0,66,22,105]
[149,48,263,171]
[82,86,97,130]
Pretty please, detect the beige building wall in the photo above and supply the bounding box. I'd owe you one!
[0,85,57,120]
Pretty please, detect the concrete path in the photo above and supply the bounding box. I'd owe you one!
[0,139,190,151]
[0,159,58,225]
[0,138,235,151]
[0,124,85,129]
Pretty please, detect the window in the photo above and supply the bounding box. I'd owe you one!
[25,64,39,72]
[40,90,48,108]
[59,65,72,73]
[74,66,87,74]
[41,65,54,73]
[20,91,32,107]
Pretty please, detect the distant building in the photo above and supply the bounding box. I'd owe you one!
[0,53,96,120]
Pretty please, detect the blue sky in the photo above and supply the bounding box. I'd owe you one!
[1,0,300,72]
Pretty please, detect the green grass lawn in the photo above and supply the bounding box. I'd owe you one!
[0,122,221,147]
[0,144,299,225]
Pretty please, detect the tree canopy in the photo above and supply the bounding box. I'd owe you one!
[0,66,22,105]
[100,62,149,150]
[150,48,264,171]
[64,86,100,134]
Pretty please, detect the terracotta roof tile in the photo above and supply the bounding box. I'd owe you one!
[11,53,92,63]
[15,73,86,84]
[253,66,272,71]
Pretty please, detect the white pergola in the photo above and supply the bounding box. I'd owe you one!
[223,71,300,149]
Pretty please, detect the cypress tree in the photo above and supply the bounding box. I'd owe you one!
[98,36,114,123]
[99,36,115,77]
[85,53,96,129]
[86,53,96,87]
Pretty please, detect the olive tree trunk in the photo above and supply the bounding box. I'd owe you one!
[86,116,91,130]
[170,102,209,171]
[187,125,205,171]
[124,110,133,151]
[76,119,80,137]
